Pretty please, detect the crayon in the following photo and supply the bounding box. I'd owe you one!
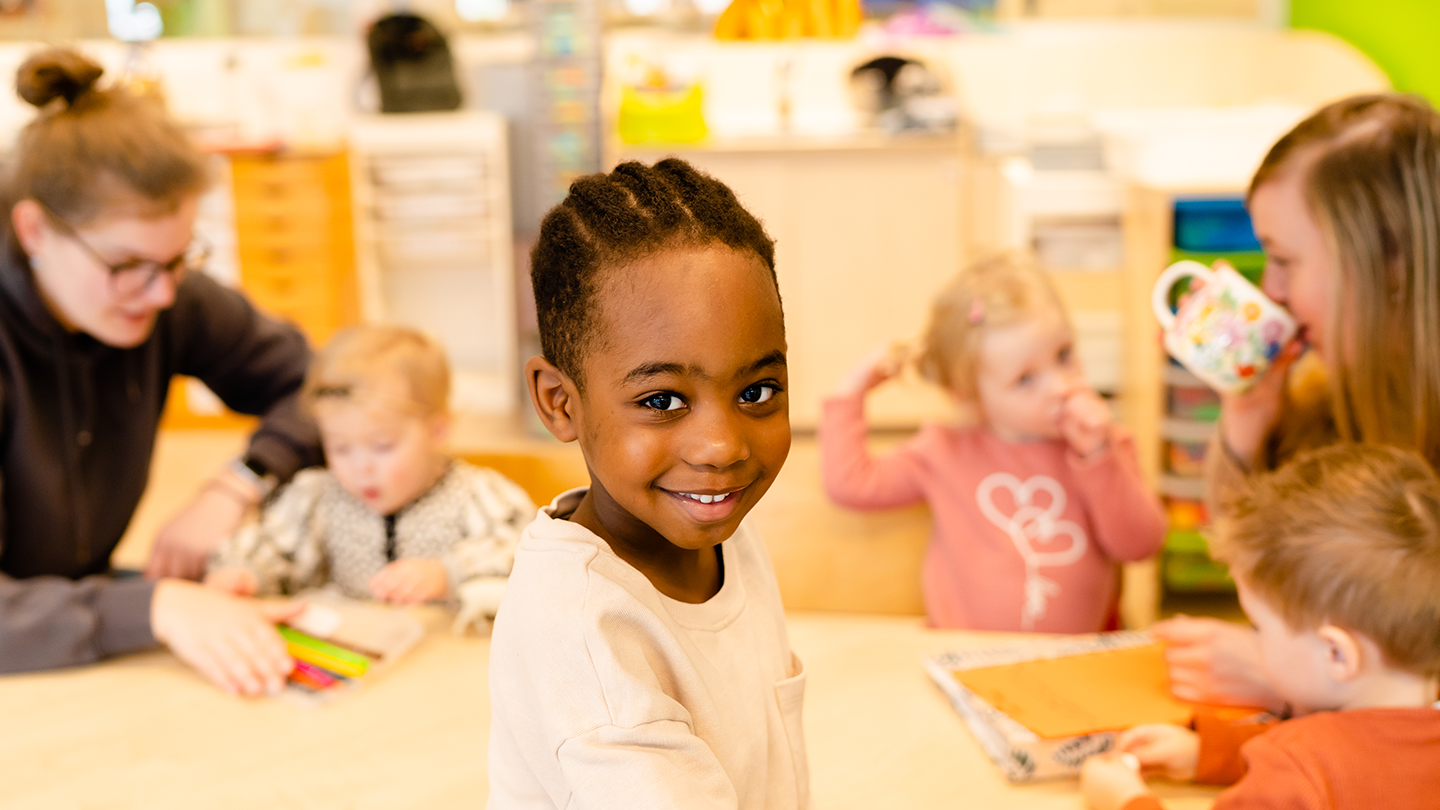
[292,659,342,688]
[279,625,370,678]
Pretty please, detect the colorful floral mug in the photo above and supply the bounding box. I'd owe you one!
[1151,260,1296,393]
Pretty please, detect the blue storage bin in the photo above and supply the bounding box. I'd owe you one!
[1172,197,1262,253]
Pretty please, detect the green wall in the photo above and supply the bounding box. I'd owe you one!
[1291,0,1440,103]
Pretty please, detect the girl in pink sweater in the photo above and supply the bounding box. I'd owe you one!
[820,256,1166,632]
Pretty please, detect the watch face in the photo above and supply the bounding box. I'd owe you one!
[242,457,270,479]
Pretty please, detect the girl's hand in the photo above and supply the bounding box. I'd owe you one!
[203,566,259,597]
[1117,724,1199,781]
[1217,339,1304,465]
[370,558,449,604]
[835,341,910,397]
[151,579,300,696]
[1081,752,1151,810]
[1060,389,1112,459]
[1151,615,1285,712]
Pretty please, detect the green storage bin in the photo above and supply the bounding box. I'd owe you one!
[1169,248,1266,286]
[1161,528,1234,593]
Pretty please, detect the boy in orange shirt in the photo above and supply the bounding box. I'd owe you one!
[1082,443,1440,810]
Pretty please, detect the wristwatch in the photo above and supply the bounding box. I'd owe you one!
[230,455,279,500]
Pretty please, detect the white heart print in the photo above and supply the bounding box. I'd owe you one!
[976,473,1088,629]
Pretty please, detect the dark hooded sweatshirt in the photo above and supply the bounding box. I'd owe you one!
[0,245,321,673]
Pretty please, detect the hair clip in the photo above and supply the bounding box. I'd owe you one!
[968,298,985,325]
[312,384,353,399]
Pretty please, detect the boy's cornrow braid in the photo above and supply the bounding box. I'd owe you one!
[654,158,776,270]
[609,161,693,232]
[567,173,656,246]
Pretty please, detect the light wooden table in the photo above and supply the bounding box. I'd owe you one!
[0,611,1220,809]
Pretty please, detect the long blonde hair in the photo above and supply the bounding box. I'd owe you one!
[917,254,1067,400]
[1250,94,1440,467]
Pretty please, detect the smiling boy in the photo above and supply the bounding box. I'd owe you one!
[487,160,809,809]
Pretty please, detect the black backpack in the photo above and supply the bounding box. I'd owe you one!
[367,13,462,113]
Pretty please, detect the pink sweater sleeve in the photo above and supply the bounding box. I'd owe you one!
[1067,427,1168,562]
[818,393,927,510]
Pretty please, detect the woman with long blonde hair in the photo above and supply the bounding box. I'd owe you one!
[1156,93,1440,709]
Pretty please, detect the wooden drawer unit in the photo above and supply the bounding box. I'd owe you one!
[231,150,358,346]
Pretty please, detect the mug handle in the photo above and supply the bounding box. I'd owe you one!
[1151,260,1214,330]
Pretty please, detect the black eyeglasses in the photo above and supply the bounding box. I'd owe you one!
[41,205,210,296]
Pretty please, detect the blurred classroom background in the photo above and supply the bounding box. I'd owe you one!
[3,0,1432,627]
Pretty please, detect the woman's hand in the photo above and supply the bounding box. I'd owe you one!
[1081,753,1151,810]
[1217,340,1304,465]
[1060,389,1113,459]
[203,566,259,597]
[151,579,300,696]
[370,559,449,604]
[145,471,260,581]
[1117,724,1199,781]
[1151,615,1285,712]
[834,341,910,397]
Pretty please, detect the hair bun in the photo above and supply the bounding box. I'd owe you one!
[16,48,104,109]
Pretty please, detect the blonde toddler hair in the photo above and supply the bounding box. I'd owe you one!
[917,254,1068,400]
[1250,94,1440,467]
[1214,443,1440,679]
[303,325,451,416]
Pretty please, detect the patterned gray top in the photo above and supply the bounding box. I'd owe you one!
[210,459,535,629]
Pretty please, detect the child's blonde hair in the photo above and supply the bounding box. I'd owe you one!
[1250,94,1440,468]
[303,325,450,416]
[917,254,1067,400]
[1215,443,1440,678]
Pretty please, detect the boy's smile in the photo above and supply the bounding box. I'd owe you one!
[529,244,790,602]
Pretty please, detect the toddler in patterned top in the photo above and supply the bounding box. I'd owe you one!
[205,325,535,631]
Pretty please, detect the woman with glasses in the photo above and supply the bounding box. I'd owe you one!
[0,48,323,695]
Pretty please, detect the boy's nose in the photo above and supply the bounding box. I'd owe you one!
[683,406,750,469]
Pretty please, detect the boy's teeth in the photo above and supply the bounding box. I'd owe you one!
[684,492,728,504]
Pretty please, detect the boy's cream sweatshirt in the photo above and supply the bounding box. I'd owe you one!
[487,489,810,810]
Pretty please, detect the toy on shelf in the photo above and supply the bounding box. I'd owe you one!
[714,0,861,40]
[617,55,707,145]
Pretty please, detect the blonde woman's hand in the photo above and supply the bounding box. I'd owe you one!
[1117,724,1199,781]
[1217,339,1305,465]
[1060,388,1112,459]
[151,579,299,696]
[1151,615,1285,712]
[370,558,449,604]
[834,341,911,397]
[203,566,259,597]
[1081,752,1151,810]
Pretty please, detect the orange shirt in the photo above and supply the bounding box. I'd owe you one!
[1123,705,1440,810]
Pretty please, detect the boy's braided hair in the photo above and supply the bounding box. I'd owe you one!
[530,158,778,388]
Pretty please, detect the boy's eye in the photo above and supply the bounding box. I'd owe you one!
[740,383,777,404]
[641,392,685,411]
[1058,345,1073,364]
[1015,372,1033,387]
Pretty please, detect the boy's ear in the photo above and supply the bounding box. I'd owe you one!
[1316,624,1364,683]
[525,355,580,443]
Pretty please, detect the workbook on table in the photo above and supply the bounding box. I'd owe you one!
[280,588,426,704]
[924,631,1260,782]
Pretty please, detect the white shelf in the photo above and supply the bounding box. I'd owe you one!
[350,111,517,416]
